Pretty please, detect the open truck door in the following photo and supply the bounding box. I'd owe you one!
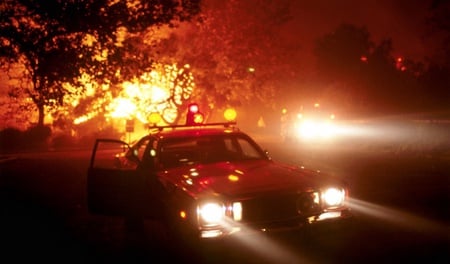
[87,139,146,217]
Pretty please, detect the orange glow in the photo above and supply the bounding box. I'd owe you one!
[179,210,187,219]
[71,63,195,127]
[224,108,237,121]
[148,112,162,124]
[395,57,406,71]
[109,98,136,118]
[74,114,94,125]
[193,113,204,124]
[228,174,239,182]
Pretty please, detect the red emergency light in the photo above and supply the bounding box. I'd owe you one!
[186,103,204,125]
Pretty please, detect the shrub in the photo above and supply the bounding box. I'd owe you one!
[23,125,52,149]
[51,134,77,150]
[0,127,24,152]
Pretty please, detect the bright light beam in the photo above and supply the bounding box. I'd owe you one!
[348,198,448,236]
[216,218,309,264]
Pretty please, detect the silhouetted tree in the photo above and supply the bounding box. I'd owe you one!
[421,0,450,111]
[420,63,450,110]
[313,23,426,116]
[313,24,375,114]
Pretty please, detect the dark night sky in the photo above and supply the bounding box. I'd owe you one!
[282,0,434,62]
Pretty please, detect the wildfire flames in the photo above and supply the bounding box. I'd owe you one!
[72,63,195,126]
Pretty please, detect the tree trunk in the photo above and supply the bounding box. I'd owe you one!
[37,103,45,127]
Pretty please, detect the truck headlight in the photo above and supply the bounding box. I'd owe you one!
[198,202,224,225]
[297,120,336,139]
[322,187,345,208]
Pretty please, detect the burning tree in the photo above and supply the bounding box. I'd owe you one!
[0,0,201,128]
[69,62,195,128]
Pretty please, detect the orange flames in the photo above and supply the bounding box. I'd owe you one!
[72,63,195,126]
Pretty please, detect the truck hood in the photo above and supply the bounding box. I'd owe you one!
[158,160,342,198]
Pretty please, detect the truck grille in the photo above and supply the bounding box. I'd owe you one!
[239,191,321,224]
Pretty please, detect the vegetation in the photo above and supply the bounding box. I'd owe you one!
[311,21,449,117]
[0,0,201,128]
[156,0,297,113]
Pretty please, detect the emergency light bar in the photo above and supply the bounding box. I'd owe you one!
[149,122,237,131]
